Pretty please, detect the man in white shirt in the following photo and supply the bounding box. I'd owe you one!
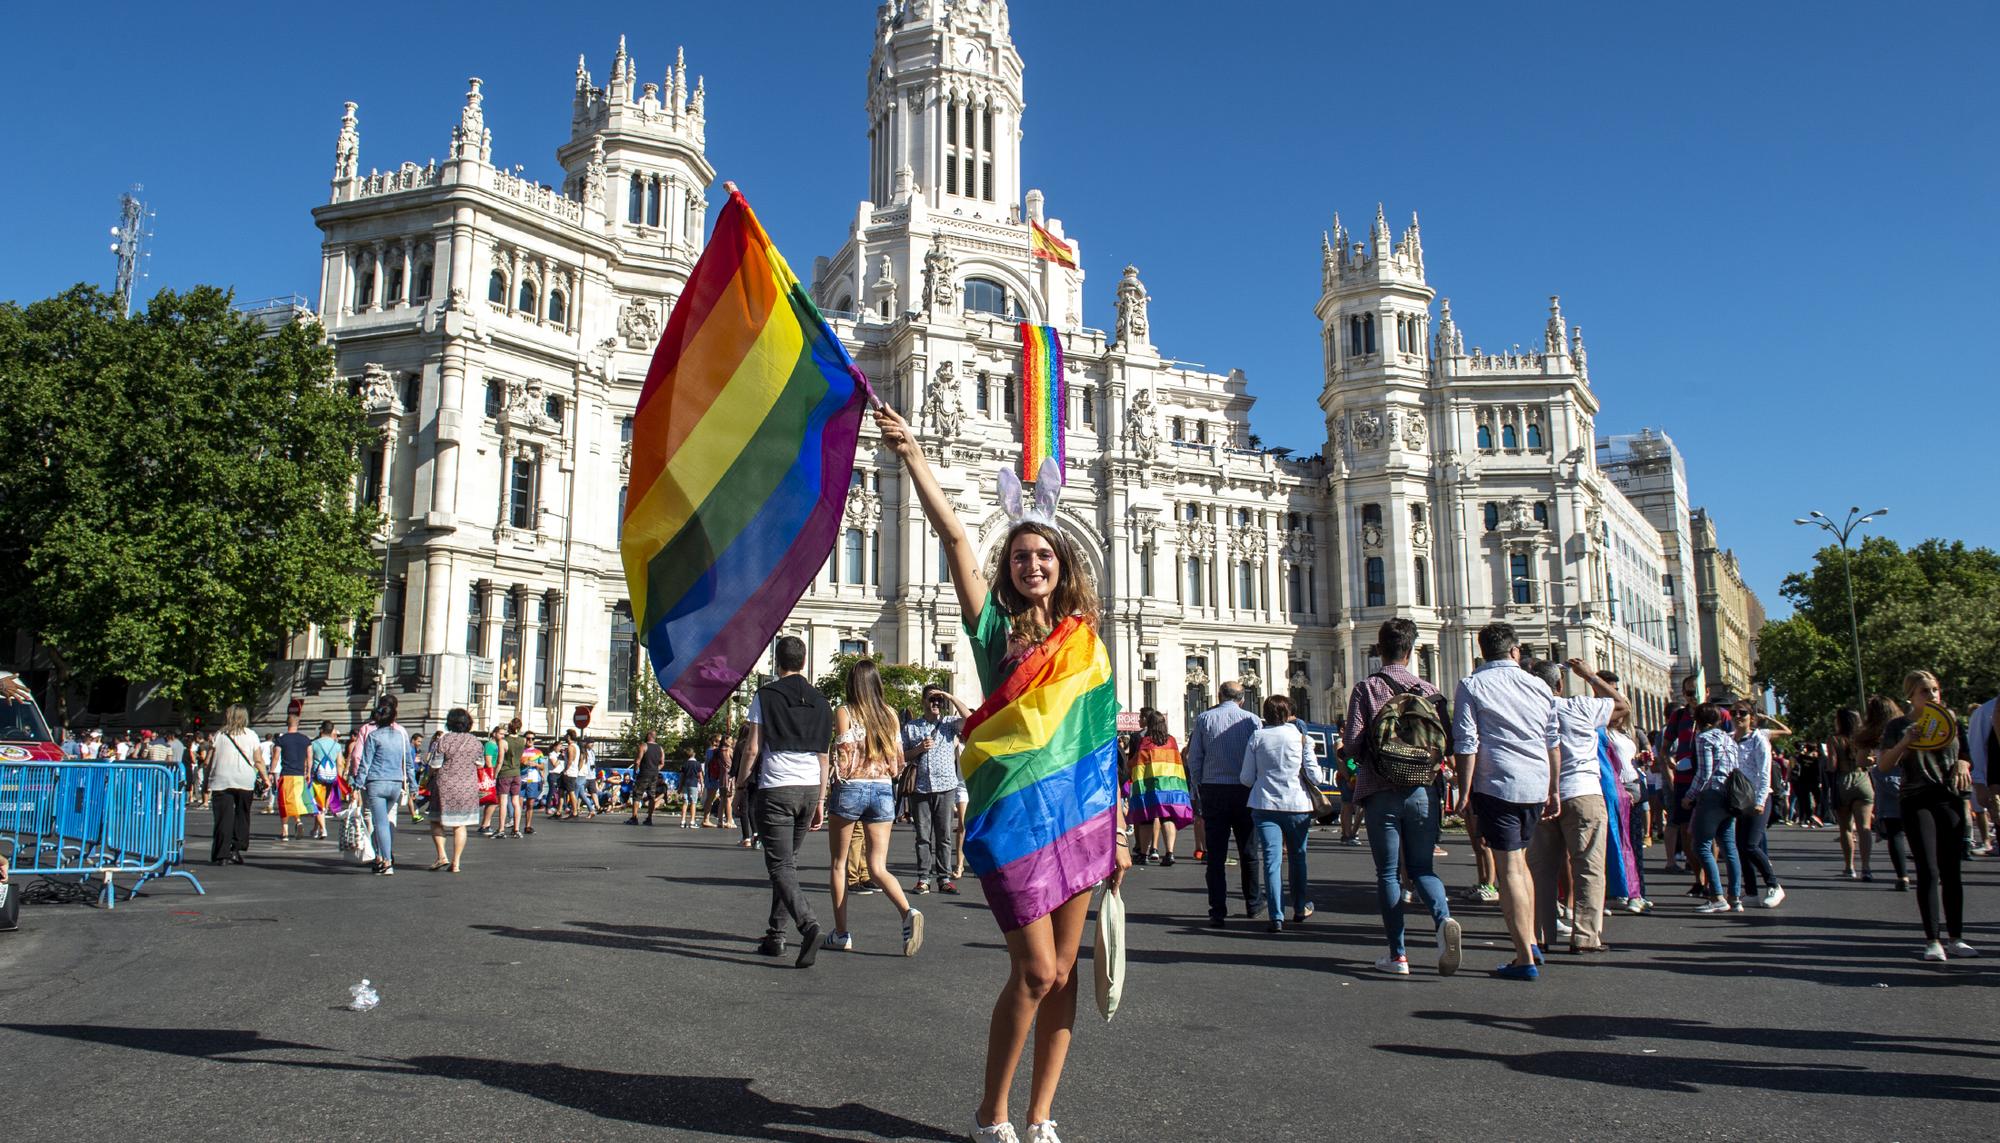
[1526,657,1628,955]
[1452,622,1561,979]
[1968,696,1996,856]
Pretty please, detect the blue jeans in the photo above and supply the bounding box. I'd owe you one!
[1692,789,1741,900]
[1362,786,1453,957]
[366,780,404,866]
[1251,809,1312,921]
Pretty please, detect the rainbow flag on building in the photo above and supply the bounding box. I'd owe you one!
[959,615,1119,931]
[1029,220,1077,269]
[620,186,869,722]
[1018,322,1065,481]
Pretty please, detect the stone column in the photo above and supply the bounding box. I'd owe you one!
[419,550,452,654]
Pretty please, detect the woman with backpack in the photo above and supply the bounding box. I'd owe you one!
[1345,619,1460,974]
[1126,709,1193,866]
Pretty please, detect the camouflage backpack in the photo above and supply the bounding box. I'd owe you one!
[1363,673,1449,788]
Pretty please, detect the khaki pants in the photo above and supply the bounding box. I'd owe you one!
[1528,793,1609,950]
[846,820,869,887]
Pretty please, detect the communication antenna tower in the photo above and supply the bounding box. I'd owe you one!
[109,185,155,317]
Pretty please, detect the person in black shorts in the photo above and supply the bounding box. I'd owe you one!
[629,732,665,825]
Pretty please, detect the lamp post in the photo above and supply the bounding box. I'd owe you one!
[1793,506,1888,714]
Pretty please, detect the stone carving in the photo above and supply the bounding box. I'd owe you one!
[845,484,881,527]
[1114,265,1150,347]
[500,378,559,435]
[618,440,632,476]
[451,77,492,164]
[923,232,956,314]
[1571,326,1589,378]
[1184,659,1210,688]
[1362,522,1384,550]
[583,137,607,206]
[1240,665,1264,693]
[1129,508,1161,547]
[357,363,402,416]
[1351,410,1384,448]
[1177,517,1216,557]
[1401,410,1428,452]
[1279,528,1315,567]
[1436,297,1464,357]
[1411,518,1431,549]
[1228,523,1266,564]
[618,297,660,349]
[1125,389,1160,460]
[1508,496,1535,533]
[334,102,360,181]
[1545,295,1567,355]
[921,361,965,439]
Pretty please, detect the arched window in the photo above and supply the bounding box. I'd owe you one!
[488,269,506,305]
[386,266,405,303]
[962,277,1009,317]
[1533,501,1549,527]
[517,279,538,315]
[1348,315,1363,356]
[834,295,854,315]
[1527,423,1544,449]
[1477,424,1493,450]
[1366,557,1386,608]
[645,177,661,227]
[1362,313,1376,354]
[1483,502,1500,531]
[413,262,433,300]
[1397,316,1409,353]
[628,174,644,224]
[1502,424,1519,449]
[1361,503,1382,530]
[355,260,375,309]
[547,289,567,326]
[1414,557,1431,607]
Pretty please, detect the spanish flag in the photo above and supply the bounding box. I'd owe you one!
[1030,221,1078,269]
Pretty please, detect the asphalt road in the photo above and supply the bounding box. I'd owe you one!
[2,808,1995,1142]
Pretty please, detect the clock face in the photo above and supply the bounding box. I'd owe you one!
[958,42,984,68]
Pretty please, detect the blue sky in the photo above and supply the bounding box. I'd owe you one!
[4,1,1994,613]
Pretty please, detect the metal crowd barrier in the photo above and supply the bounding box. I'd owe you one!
[0,761,205,908]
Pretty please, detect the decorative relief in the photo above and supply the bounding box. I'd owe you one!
[1125,389,1160,460]
[1177,517,1216,557]
[357,363,402,416]
[921,361,965,439]
[499,378,559,436]
[1411,519,1431,549]
[618,297,660,349]
[1227,523,1266,565]
[923,232,956,315]
[1401,410,1428,452]
[1279,528,1315,567]
[1351,410,1384,448]
[845,484,881,527]
[1362,522,1384,550]
[1114,265,1150,347]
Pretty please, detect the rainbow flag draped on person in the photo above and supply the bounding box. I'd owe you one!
[1017,323,1064,480]
[621,186,869,722]
[959,615,1119,931]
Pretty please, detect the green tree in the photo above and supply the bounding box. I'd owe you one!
[815,652,952,715]
[616,664,744,760]
[0,284,379,720]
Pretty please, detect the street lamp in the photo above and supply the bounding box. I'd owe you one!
[1793,506,1888,714]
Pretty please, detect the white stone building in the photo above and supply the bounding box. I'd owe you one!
[268,0,1686,741]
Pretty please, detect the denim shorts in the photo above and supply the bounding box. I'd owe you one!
[830,779,895,824]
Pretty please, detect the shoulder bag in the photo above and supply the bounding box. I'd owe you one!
[1294,724,1336,824]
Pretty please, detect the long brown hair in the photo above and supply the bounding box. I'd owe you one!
[842,658,902,765]
[988,520,1101,643]
[1855,695,1904,750]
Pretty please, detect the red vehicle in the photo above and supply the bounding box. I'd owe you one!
[0,695,62,764]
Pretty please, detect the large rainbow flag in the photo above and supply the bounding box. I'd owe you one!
[620,187,869,722]
[1017,323,1065,481]
[959,615,1119,931]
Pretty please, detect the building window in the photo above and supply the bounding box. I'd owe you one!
[413,262,433,300]
[359,446,385,508]
[844,528,864,585]
[386,266,405,304]
[1669,624,1681,654]
[1415,556,1430,607]
[355,260,375,309]
[1511,552,1533,604]
[1527,423,1544,449]
[616,487,626,541]
[1195,420,1208,444]
[1171,417,1184,441]
[1362,503,1382,529]
[608,602,636,713]
[1308,567,1317,615]
[534,623,551,707]
[1483,502,1500,531]
[1080,387,1095,427]
[1662,572,1674,596]
[1502,424,1519,449]
[1366,557,1385,608]
[488,269,506,305]
[548,289,567,326]
[1139,544,1153,596]
[1002,376,1016,418]
[485,379,504,418]
[1237,561,1255,609]
[628,174,644,224]
[963,277,1010,317]
[937,536,950,583]
[839,637,868,657]
[1477,424,1493,449]
[466,587,485,655]
[620,415,634,443]
[509,454,536,529]
[1186,557,1203,606]
[870,531,881,585]
[1288,564,1303,613]
[1533,501,1549,527]
[975,372,990,413]
[544,395,565,427]
[645,177,661,227]
[1411,504,1426,525]
[517,279,538,316]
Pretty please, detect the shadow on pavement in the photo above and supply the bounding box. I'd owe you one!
[470,920,776,967]
[1375,1042,2000,1102]
[1407,1010,2000,1061]
[0,1024,959,1141]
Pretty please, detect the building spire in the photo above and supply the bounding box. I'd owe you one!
[611,34,629,99]
[334,101,360,181]
[1571,324,1588,378]
[450,77,489,164]
[1370,202,1391,257]
[673,46,688,107]
[1545,294,1567,355]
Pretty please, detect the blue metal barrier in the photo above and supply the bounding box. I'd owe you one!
[0,762,205,908]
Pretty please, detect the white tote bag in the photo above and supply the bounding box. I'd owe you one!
[1093,884,1126,1021]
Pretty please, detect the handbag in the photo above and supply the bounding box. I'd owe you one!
[0,879,20,933]
[1093,884,1126,1021]
[353,808,376,864]
[222,732,267,799]
[1293,726,1335,824]
[477,765,499,806]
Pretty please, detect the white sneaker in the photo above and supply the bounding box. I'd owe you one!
[903,908,925,957]
[1694,898,1731,914]
[1555,916,1575,938]
[970,1119,1020,1143]
[1025,1121,1063,1143]
[822,930,854,952]
[1760,885,1786,909]
[1437,917,1462,977]
[1624,897,1652,915]
[1947,940,1979,958]
[1375,954,1411,975]
[1922,941,1948,962]
[1730,900,1746,913]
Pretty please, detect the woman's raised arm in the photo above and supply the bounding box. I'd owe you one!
[874,403,988,617]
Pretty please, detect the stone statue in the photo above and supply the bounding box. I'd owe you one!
[1401,410,1428,452]
[1114,265,1150,348]
[357,363,401,415]
[922,361,965,439]
[1509,496,1535,532]
[618,297,660,348]
[1125,388,1160,460]
[335,102,360,182]
[583,137,607,205]
[923,233,956,314]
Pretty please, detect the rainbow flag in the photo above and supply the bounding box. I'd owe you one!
[620,187,869,722]
[1018,323,1065,481]
[1030,221,1077,269]
[1128,739,1193,826]
[959,615,1119,931]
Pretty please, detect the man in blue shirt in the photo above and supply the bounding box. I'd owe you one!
[1187,681,1263,927]
[901,688,968,895]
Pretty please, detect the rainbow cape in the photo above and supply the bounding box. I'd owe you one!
[1017,323,1064,481]
[620,187,869,721]
[960,616,1118,931]
[1597,730,1645,900]
[1128,739,1193,826]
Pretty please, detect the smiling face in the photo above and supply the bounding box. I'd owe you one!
[1007,529,1062,608]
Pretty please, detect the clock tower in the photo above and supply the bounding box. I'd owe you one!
[867,0,1023,223]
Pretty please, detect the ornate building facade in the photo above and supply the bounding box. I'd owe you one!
[273,0,1695,741]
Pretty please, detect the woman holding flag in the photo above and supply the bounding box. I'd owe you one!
[877,401,1128,1143]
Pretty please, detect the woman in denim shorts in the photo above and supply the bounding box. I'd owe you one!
[820,659,925,957]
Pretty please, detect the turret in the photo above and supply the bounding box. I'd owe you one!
[334,101,359,182]
[449,78,490,165]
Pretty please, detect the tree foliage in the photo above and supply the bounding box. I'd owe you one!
[1759,536,2000,729]
[614,665,738,760]
[0,284,379,718]
[815,652,953,715]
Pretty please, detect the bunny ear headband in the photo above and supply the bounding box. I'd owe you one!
[997,456,1064,527]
